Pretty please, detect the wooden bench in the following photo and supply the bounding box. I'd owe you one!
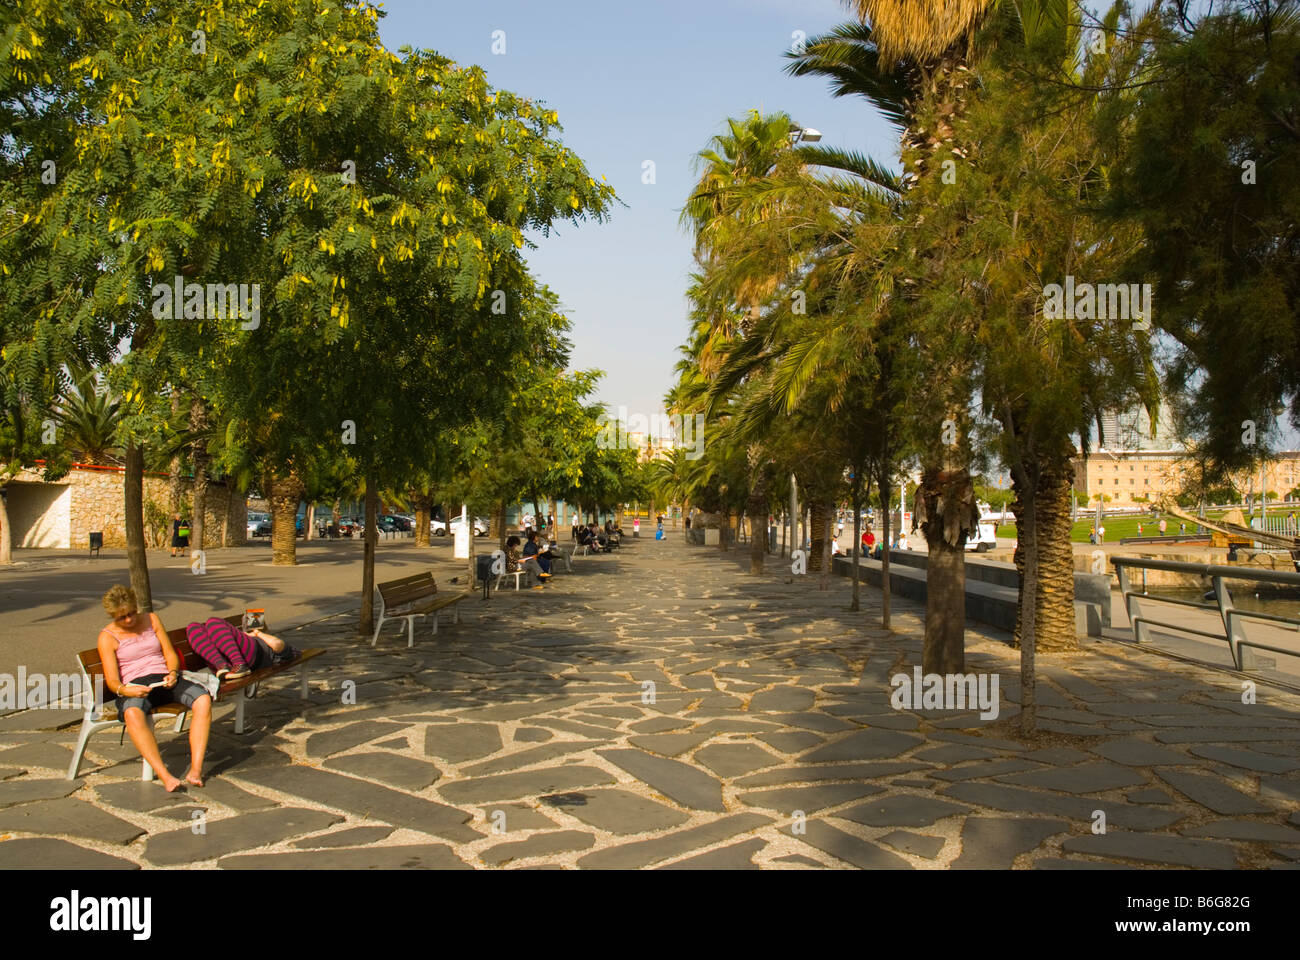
[68,615,324,781]
[372,572,471,647]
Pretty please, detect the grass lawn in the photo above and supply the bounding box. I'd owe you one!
[994,510,1234,543]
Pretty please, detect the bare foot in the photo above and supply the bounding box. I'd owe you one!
[161,775,183,792]
[184,771,204,788]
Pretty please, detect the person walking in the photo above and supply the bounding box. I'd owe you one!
[170,513,189,557]
[1158,518,1167,536]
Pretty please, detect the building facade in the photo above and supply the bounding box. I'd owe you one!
[4,464,247,550]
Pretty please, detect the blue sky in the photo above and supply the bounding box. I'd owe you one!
[375,0,900,432]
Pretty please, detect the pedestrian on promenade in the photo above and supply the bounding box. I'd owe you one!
[1179,522,1186,536]
[1098,524,1106,544]
[1159,518,1167,536]
[97,585,212,791]
[170,513,188,557]
[1137,521,1143,536]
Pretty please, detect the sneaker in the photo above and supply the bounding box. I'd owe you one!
[225,663,251,680]
[215,666,231,680]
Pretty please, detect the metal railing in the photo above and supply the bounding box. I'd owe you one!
[1111,556,1300,671]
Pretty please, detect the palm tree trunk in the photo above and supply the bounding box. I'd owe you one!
[124,442,153,611]
[1017,469,1041,734]
[746,445,767,574]
[809,500,829,572]
[1012,454,1077,653]
[359,476,379,635]
[496,501,508,550]
[269,472,301,566]
[188,396,210,552]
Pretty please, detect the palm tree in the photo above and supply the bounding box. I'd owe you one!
[53,363,123,465]
[824,0,1071,675]
[683,110,799,574]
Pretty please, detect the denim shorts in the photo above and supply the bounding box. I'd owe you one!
[115,673,209,717]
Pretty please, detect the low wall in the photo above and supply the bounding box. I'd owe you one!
[832,550,1110,637]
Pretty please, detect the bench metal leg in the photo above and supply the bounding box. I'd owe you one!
[407,616,416,648]
[67,719,95,780]
[371,612,386,647]
[234,688,247,735]
[432,610,439,636]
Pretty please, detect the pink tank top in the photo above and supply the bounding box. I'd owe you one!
[113,621,169,682]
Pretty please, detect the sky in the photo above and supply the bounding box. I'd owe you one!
[374,0,900,435]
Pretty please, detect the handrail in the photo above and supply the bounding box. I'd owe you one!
[1111,556,1300,671]
[1111,555,1300,586]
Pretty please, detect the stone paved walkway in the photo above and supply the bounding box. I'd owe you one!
[1,537,1298,869]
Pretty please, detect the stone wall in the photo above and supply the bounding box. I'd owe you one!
[9,465,247,550]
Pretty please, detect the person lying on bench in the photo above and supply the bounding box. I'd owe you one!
[186,617,296,679]
[97,585,213,791]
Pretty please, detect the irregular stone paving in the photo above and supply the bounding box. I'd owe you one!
[1,537,1299,870]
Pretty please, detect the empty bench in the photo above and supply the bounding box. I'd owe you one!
[372,571,471,647]
[68,615,324,780]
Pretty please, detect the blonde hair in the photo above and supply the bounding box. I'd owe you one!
[102,584,138,617]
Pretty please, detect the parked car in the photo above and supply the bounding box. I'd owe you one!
[382,514,413,532]
[247,512,271,538]
[431,516,488,537]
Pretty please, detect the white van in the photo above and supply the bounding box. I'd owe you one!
[966,502,1001,552]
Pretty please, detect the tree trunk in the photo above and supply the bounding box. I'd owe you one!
[413,493,431,547]
[718,510,729,551]
[917,465,973,674]
[809,500,830,572]
[305,500,316,541]
[818,502,833,591]
[0,481,13,563]
[188,396,210,552]
[269,472,301,566]
[124,442,153,612]
[222,482,235,546]
[497,501,508,550]
[878,458,892,630]
[359,476,378,635]
[851,476,862,612]
[1012,460,1077,653]
[168,390,184,515]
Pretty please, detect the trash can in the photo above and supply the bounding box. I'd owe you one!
[89,532,103,557]
[475,553,496,592]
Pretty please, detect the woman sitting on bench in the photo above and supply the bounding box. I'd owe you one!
[506,535,550,587]
[97,585,213,791]
[185,617,294,680]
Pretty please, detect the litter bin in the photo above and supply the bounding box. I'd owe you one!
[89,532,103,557]
[475,553,496,598]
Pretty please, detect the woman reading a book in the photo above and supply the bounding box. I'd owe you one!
[97,585,213,791]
